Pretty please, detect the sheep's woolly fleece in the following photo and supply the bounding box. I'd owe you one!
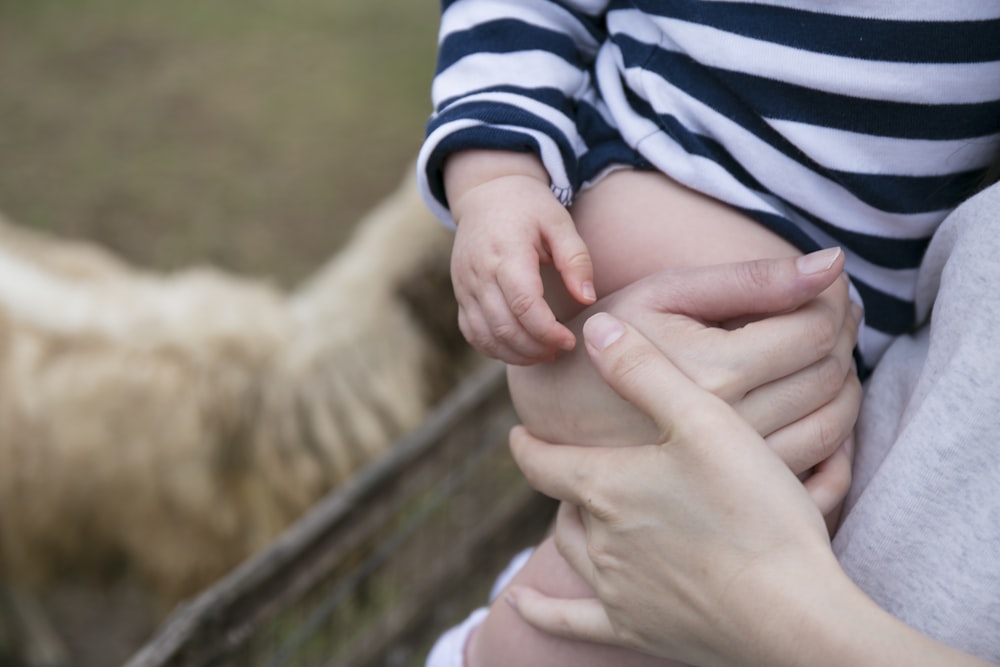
[0,166,472,603]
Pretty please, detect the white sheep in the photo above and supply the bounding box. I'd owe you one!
[0,165,472,604]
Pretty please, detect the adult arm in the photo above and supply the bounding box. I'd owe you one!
[507,312,995,667]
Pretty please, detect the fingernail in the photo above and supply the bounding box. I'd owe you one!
[581,281,596,303]
[505,590,519,608]
[796,247,842,275]
[584,312,625,351]
[559,335,576,351]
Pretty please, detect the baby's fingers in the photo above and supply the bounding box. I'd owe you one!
[496,258,576,353]
[545,222,596,306]
[461,281,558,364]
[458,305,543,365]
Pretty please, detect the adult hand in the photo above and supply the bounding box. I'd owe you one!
[506,311,993,667]
[602,247,860,466]
[508,311,836,665]
[509,250,861,514]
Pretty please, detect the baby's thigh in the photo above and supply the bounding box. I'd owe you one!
[544,169,800,314]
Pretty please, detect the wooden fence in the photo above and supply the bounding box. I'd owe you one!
[124,362,556,667]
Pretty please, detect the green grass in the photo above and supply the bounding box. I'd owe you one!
[0,0,440,283]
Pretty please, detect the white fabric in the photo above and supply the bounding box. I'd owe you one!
[425,549,535,667]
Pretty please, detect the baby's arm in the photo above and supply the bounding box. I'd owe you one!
[444,150,596,365]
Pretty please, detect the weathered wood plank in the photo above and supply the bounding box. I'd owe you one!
[123,360,533,667]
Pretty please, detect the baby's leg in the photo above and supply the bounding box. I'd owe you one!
[468,170,801,667]
[540,168,800,320]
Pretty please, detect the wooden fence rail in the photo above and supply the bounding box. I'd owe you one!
[124,362,556,667]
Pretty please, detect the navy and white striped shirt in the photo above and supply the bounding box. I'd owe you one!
[417,0,1000,370]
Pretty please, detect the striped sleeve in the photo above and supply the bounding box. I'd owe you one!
[417,0,609,227]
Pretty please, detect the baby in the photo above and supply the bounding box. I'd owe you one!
[444,148,857,667]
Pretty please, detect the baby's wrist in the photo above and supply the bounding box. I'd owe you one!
[450,174,560,231]
[444,150,549,209]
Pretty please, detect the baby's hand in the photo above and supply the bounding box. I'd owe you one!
[450,174,595,365]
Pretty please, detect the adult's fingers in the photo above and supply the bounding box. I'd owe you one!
[612,254,853,403]
[552,502,596,589]
[574,298,859,505]
[506,502,622,644]
[804,436,854,518]
[581,312,740,439]
[762,372,861,474]
[510,425,617,509]
[737,299,859,437]
[640,247,845,324]
[686,281,851,401]
[506,587,617,647]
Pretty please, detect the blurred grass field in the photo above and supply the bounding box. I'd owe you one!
[0,1,443,663]
[0,0,439,284]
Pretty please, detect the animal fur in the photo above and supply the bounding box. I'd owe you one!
[0,165,472,603]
